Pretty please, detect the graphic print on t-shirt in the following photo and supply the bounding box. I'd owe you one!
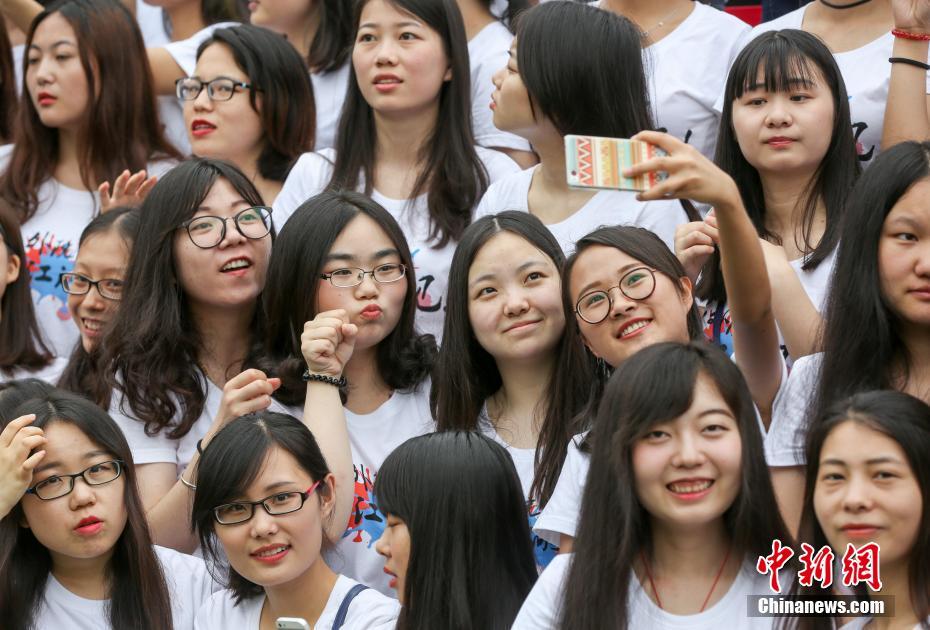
[528,499,558,568]
[24,230,73,321]
[345,463,386,547]
[411,248,443,315]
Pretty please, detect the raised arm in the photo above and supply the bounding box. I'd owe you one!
[0,414,45,519]
[882,0,930,147]
[628,130,783,421]
[300,309,358,542]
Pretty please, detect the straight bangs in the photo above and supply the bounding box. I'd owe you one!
[727,34,820,102]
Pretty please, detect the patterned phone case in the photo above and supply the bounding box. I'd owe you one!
[565,134,668,192]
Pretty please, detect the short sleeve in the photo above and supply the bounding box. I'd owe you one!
[511,553,572,630]
[533,435,589,545]
[765,353,822,467]
[272,150,336,227]
[109,395,177,466]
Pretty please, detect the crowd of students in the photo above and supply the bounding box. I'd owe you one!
[0,0,928,628]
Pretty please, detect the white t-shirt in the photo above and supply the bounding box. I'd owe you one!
[271,384,435,596]
[765,352,822,467]
[480,408,559,568]
[841,618,929,630]
[473,165,687,254]
[750,5,930,168]
[638,2,751,160]
[533,432,588,547]
[136,0,170,47]
[273,147,521,340]
[194,574,400,630]
[0,145,174,358]
[0,356,68,384]
[467,21,532,154]
[512,553,778,629]
[311,63,351,151]
[109,370,221,472]
[34,546,217,630]
[160,22,240,155]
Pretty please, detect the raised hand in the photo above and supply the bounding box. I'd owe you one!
[98,169,158,212]
[0,414,46,518]
[892,0,930,31]
[211,369,282,436]
[675,212,719,282]
[300,310,359,379]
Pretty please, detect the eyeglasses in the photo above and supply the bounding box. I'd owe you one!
[574,267,657,324]
[180,206,273,249]
[59,273,124,300]
[26,460,125,500]
[175,77,259,102]
[213,481,322,525]
[320,263,407,288]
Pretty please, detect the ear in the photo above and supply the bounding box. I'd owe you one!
[443,65,452,82]
[320,472,337,518]
[677,275,694,309]
[5,253,20,285]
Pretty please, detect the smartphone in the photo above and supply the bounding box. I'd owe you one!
[276,618,311,630]
[565,134,668,192]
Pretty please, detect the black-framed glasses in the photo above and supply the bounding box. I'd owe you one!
[213,481,322,525]
[26,460,125,500]
[574,267,657,324]
[320,263,407,288]
[59,273,124,300]
[175,77,259,101]
[180,206,273,249]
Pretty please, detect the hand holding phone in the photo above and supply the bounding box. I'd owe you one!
[565,134,668,192]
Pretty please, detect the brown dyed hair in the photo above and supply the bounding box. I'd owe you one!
[0,0,180,222]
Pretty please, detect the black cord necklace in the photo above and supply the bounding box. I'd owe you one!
[820,0,873,9]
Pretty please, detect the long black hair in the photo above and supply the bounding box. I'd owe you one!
[0,202,53,376]
[808,141,930,443]
[0,386,173,630]
[560,342,791,629]
[58,207,140,398]
[195,25,315,181]
[701,29,860,304]
[515,1,653,139]
[0,25,15,144]
[431,211,595,506]
[376,431,537,630]
[100,158,267,438]
[329,0,488,248]
[308,0,354,73]
[192,412,334,602]
[261,190,435,406]
[788,391,930,630]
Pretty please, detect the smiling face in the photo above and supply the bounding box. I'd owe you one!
[631,373,742,531]
[374,513,410,602]
[25,12,91,131]
[878,178,930,336]
[489,39,538,140]
[730,63,835,178]
[20,421,127,568]
[214,446,335,589]
[352,0,451,120]
[185,43,265,172]
[814,420,922,569]
[67,231,128,352]
[568,245,693,368]
[315,214,408,351]
[467,231,564,365]
[172,177,271,313]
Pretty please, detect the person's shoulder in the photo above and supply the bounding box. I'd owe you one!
[687,3,751,36]
[749,6,807,37]
[154,545,210,575]
[0,143,13,173]
[476,145,522,181]
[476,164,534,212]
[338,577,401,629]
[469,19,513,54]
[195,589,260,628]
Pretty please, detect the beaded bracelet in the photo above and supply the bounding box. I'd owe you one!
[302,370,348,388]
[892,29,930,41]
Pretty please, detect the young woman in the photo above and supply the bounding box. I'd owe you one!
[261,190,435,595]
[788,390,930,630]
[596,0,751,161]
[513,342,791,629]
[273,0,521,340]
[98,158,273,552]
[679,29,860,360]
[0,385,215,630]
[180,24,315,204]
[0,0,179,357]
[0,203,63,383]
[57,207,139,397]
[431,211,595,566]
[750,0,929,167]
[192,412,400,629]
[475,1,689,254]
[533,127,787,547]
[374,431,538,629]
[765,140,930,535]
[246,0,353,150]
[456,0,535,167]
